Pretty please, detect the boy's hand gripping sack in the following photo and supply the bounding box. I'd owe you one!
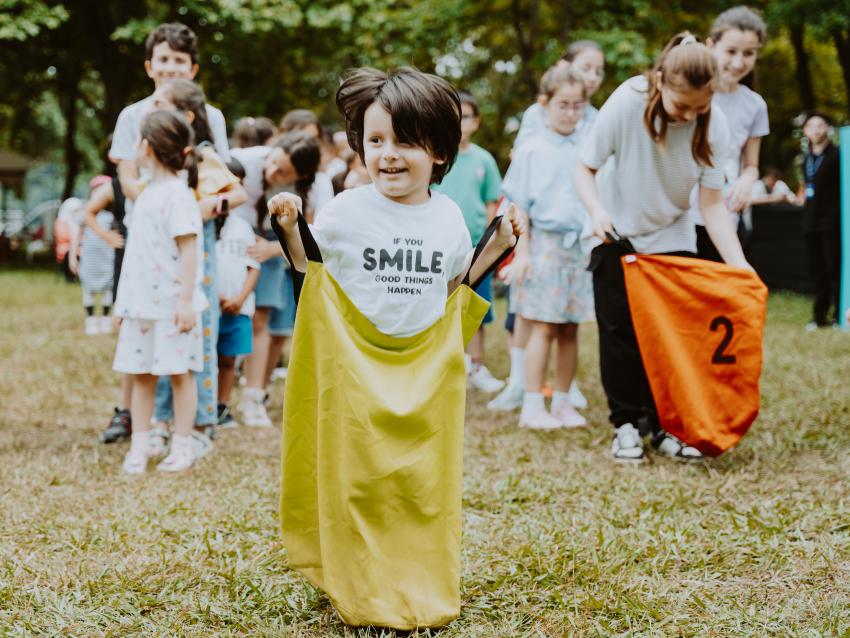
[622,254,768,455]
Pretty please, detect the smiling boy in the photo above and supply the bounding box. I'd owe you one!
[109,23,230,202]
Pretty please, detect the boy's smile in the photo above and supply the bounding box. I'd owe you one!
[362,102,443,206]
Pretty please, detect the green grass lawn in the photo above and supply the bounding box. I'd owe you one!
[1,269,849,637]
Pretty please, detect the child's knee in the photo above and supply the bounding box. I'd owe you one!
[218,355,236,370]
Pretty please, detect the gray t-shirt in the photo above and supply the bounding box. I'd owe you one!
[580,76,729,254]
[109,95,230,163]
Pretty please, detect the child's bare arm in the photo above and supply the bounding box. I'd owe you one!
[117,160,142,202]
[198,183,248,221]
[84,182,123,249]
[450,203,526,292]
[222,267,261,315]
[267,193,308,272]
[174,234,198,333]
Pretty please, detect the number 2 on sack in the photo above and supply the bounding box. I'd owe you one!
[710,316,736,365]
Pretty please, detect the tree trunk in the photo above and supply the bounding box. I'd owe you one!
[60,66,81,200]
[832,30,850,113]
[510,0,541,100]
[789,23,816,112]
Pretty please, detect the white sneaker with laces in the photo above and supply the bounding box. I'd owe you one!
[519,407,564,430]
[468,364,506,393]
[84,316,99,336]
[552,402,587,428]
[487,383,524,411]
[612,423,645,463]
[567,381,588,409]
[238,390,272,428]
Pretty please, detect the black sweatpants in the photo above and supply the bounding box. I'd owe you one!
[590,243,694,434]
[805,231,842,326]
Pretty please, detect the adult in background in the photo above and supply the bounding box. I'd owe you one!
[799,112,841,330]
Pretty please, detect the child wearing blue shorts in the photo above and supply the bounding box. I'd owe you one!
[216,212,261,427]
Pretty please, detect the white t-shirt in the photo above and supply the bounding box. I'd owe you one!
[109,95,230,163]
[229,146,271,228]
[114,179,209,320]
[580,76,729,254]
[264,172,335,232]
[216,215,260,316]
[311,184,473,337]
[751,179,791,199]
[690,84,769,225]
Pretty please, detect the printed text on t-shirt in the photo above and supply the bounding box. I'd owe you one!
[362,236,444,296]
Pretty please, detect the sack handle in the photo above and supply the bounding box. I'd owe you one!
[270,211,322,304]
[462,215,517,291]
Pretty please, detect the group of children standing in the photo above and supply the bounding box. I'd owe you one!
[57,5,795,630]
[69,6,777,477]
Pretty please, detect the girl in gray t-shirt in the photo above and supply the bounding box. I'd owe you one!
[574,32,752,464]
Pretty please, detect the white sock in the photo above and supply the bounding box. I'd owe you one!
[508,348,526,387]
[522,392,545,414]
[551,391,571,413]
[464,353,473,375]
[128,431,149,457]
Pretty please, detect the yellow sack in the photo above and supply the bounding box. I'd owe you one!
[280,259,489,629]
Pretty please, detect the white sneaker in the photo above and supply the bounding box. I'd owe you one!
[487,383,524,411]
[468,364,506,393]
[190,429,214,459]
[567,381,588,409]
[270,367,288,382]
[84,316,99,336]
[654,432,704,461]
[612,423,645,464]
[147,422,171,458]
[122,450,147,474]
[552,402,587,428]
[98,315,114,334]
[519,407,563,430]
[156,434,194,472]
[238,391,272,428]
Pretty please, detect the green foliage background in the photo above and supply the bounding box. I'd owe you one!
[1,0,849,201]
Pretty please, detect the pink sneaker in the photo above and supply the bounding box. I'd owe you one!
[552,403,587,428]
[519,407,563,430]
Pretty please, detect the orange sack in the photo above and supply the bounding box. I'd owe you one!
[622,254,768,456]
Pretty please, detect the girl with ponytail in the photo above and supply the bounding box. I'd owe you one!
[574,32,752,464]
[148,78,247,458]
[238,130,334,427]
[111,110,209,474]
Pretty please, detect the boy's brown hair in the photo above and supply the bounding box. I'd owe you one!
[335,67,461,184]
[145,23,199,64]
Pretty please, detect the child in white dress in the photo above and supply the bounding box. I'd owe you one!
[112,110,208,474]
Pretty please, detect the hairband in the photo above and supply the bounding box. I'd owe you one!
[679,34,698,46]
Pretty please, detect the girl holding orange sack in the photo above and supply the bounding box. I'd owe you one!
[574,33,753,464]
